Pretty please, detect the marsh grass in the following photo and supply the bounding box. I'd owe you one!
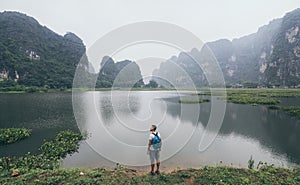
[195,89,300,120]
[282,106,300,119]
[179,98,210,104]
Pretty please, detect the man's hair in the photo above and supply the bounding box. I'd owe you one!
[151,125,157,131]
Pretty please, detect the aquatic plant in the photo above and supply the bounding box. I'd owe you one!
[179,98,210,104]
[0,128,31,144]
[267,105,281,110]
[248,156,254,169]
[282,106,300,119]
[226,94,280,105]
[0,130,83,173]
[40,130,83,159]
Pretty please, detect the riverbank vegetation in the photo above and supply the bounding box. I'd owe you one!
[1,165,299,184]
[197,88,300,97]
[1,128,299,184]
[226,94,280,105]
[0,128,31,144]
[196,88,300,120]
[179,98,210,104]
[282,106,300,119]
[0,130,83,175]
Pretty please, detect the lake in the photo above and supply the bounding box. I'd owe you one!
[1,91,300,170]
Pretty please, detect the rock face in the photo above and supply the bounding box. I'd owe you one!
[153,8,300,87]
[0,11,88,88]
[96,56,144,88]
[264,9,300,86]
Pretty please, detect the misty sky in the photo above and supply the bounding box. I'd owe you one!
[1,0,300,76]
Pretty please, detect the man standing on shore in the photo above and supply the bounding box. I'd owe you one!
[147,125,162,175]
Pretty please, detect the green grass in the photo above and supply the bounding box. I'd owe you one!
[267,105,281,110]
[195,88,300,120]
[0,166,299,185]
[0,128,31,144]
[179,98,210,104]
[226,94,280,105]
[197,88,300,98]
[282,106,300,119]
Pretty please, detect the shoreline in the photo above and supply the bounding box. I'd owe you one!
[1,165,299,184]
[1,87,300,94]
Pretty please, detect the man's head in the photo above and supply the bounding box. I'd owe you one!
[150,125,157,132]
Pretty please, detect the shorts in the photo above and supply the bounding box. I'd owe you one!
[149,150,160,164]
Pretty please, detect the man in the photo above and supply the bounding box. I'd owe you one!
[147,124,162,175]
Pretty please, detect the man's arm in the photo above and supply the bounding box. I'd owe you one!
[147,139,152,154]
[148,139,152,151]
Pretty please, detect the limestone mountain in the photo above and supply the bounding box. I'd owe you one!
[0,11,88,88]
[153,8,300,87]
[96,56,144,88]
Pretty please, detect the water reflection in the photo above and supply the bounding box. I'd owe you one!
[0,93,77,157]
[164,96,300,164]
[98,92,141,124]
[1,92,298,168]
[65,91,300,169]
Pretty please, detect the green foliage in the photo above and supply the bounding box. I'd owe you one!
[227,94,280,105]
[282,106,300,119]
[0,79,17,88]
[248,156,255,169]
[0,130,83,173]
[40,130,83,159]
[145,80,159,88]
[0,128,31,144]
[200,88,300,98]
[179,98,210,104]
[1,166,300,185]
[242,82,259,88]
[0,154,60,172]
[199,88,300,120]
[96,80,112,88]
[97,58,144,88]
[0,12,88,89]
[267,105,281,110]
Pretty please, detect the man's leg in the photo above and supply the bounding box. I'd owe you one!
[155,151,160,173]
[151,163,155,173]
[149,151,155,174]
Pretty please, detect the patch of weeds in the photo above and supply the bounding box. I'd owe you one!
[0,128,31,145]
[179,98,210,104]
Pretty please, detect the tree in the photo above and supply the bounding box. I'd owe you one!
[145,80,158,88]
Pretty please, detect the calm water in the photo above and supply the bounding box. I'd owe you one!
[1,91,300,170]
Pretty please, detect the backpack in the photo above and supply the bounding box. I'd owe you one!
[151,132,161,150]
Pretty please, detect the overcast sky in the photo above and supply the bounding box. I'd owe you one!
[1,0,300,76]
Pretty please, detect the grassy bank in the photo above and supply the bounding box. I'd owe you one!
[2,87,300,94]
[1,165,299,184]
[1,128,299,184]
